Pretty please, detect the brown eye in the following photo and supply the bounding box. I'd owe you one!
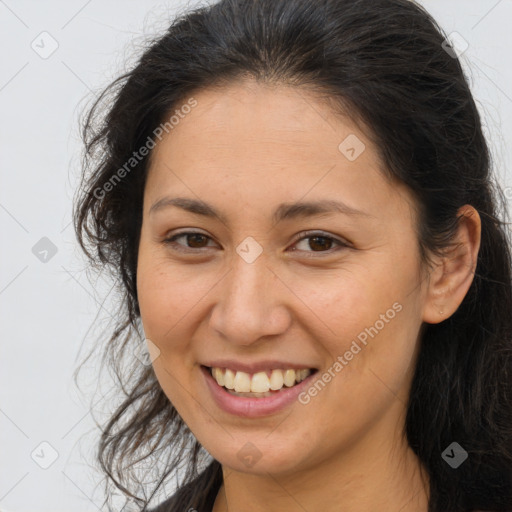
[163,230,349,256]
[184,233,209,248]
[305,236,334,251]
[163,231,216,252]
[291,231,348,255]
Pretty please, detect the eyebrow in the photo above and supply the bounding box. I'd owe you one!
[149,196,373,224]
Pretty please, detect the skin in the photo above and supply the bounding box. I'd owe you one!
[136,79,481,512]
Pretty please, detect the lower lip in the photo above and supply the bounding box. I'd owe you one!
[200,365,317,418]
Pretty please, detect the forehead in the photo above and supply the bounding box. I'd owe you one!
[148,80,378,177]
[144,80,413,224]
[158,81,367,151]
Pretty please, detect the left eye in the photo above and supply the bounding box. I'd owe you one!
[292,233,346,253]
[163,231,348,255]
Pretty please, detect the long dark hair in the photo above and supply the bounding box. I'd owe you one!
[73,0,512,510]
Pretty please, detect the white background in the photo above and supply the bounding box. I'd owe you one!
[1,1,511,511]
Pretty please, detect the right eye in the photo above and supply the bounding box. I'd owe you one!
[162,231,218,253]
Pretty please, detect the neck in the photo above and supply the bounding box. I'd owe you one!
[212,408,430,512]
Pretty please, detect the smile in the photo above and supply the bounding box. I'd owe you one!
[209,366,313,396]
[201,365,319,417]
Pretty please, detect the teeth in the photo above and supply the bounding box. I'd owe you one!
[233,371,251,392]
[212,367,224,387]
[223,368,235,389]
[210,367,313,393]
[251,372,270,393]
[297,369,310,382]
[269,369,284,390]
[283,369,296,387]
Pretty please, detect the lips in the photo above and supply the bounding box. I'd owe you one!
[200,364,318,417]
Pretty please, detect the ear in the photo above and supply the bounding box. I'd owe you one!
[422,205,481,324]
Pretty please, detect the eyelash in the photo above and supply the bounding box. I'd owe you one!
[162,230,350,257]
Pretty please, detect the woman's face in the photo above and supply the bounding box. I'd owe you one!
[137,80,430,476]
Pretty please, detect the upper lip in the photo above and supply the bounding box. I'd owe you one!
[201,360,317,374]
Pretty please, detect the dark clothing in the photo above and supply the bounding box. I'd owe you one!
[148,461,222,512]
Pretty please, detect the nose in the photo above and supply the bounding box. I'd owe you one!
[208,252,292,346]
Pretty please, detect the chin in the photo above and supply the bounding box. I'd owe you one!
[206,436,310,475]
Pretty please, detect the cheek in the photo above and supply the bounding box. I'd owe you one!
[292,263,397,342]
[136,252,208,342]
[309,255,422,388]
[137,264,175,336]
[136,255,204,414]
[136,255,189,363]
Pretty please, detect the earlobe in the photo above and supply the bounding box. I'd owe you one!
[422,205,481,324]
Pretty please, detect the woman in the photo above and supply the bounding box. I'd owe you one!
[73,0,512,511]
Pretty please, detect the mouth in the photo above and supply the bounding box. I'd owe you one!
[202,365,319,398]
